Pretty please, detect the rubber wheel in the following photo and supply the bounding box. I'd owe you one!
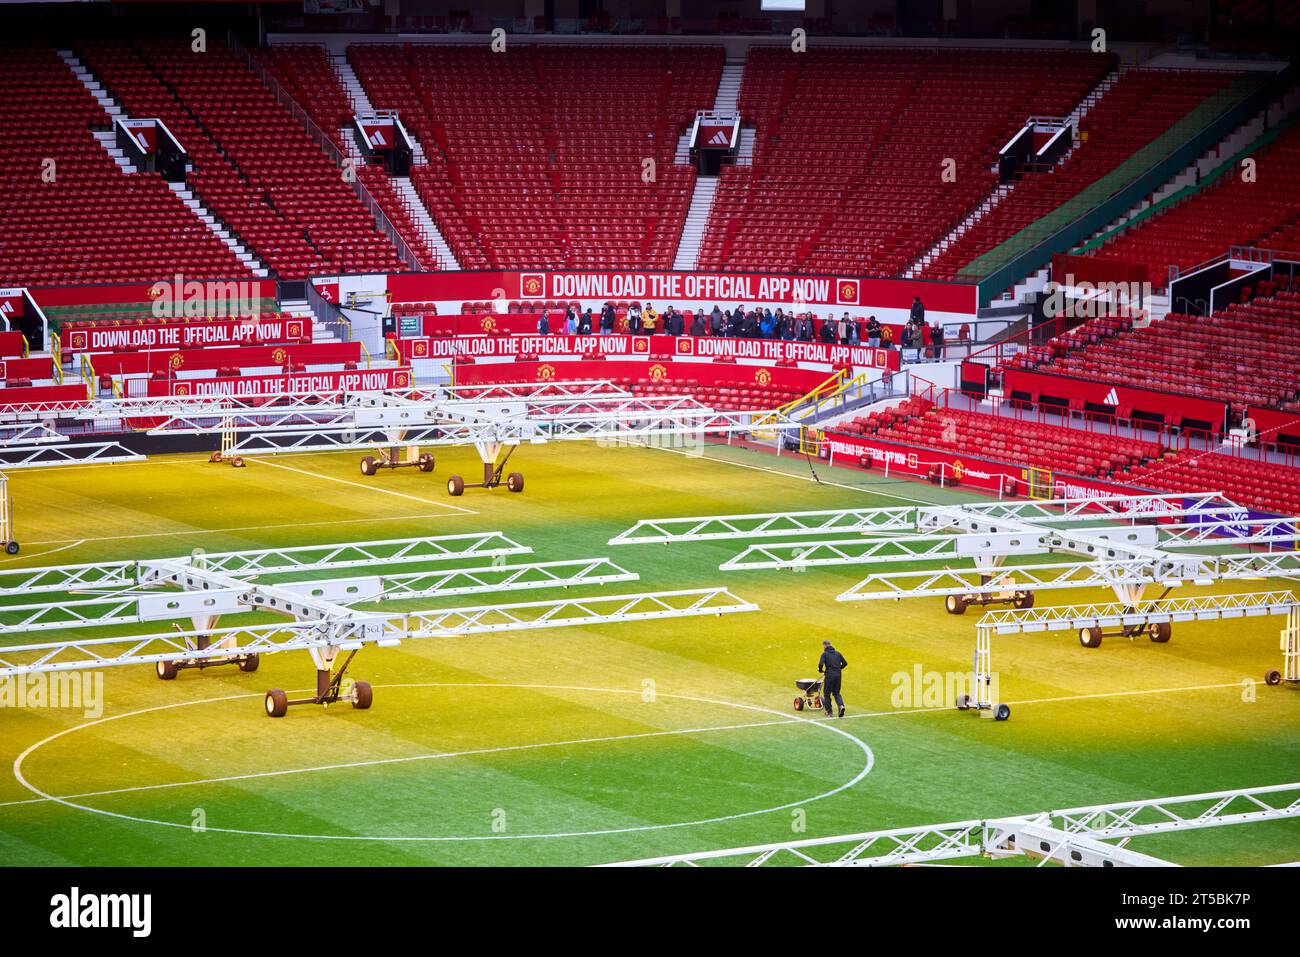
[1079,627,1103,649]
[793,696,804,712]
[208,451,222,463]
[506,471,524,493]
[418,453,434,473]
[1148,621,1171,643]
[813,695,822,709]
[1265,669,1283,686]
[945,594,968,615]
[956,693,972,711]
[447,474,465,496]
[238,653,260,673]
[352,680,373,710]
[360,455,376,476]
[155,659,178,681]
[265,688,289,718]
[4,541,17,556]
[231,456,245,468]
[994,703,1011,721]
[1013,592,1035,609]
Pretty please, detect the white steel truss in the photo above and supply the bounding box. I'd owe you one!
[835,551,1300,602]
[0,441,143,469]
[0,587,756,678]
[598,820,986,867]
[977,589,1298,635]
[610,492,1238,547]
[0,531,530,599]
[1045,782,1300,840]
[0,379,632,423]
[609,506,919,545]
[963,591,1300,716]
[602,781,1300,867]
[0,557,641,634]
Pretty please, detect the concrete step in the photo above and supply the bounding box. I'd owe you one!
[672,176,719,271]
[394,175,458,270]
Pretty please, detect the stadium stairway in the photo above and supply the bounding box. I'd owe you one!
[1070,91,1300,292]
[672,176,719,271]
[926,69,1271,288]
[905,64,1122,279]
[64,45,266,279]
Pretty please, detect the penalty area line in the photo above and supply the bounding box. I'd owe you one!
[245,457,478,515]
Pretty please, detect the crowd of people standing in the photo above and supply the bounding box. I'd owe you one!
[535,296,954,358]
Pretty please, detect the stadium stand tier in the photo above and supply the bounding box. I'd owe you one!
[695,47,1115,276]
[1023,287,1300,415]
[0,42,250,285]
[837,398,1163,480]
[920,68,1248,281]
[72,38,407,280]
[1080,120,1300,287]
[347,42,722,271]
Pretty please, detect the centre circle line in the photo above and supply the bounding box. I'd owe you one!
[13,682,874,842]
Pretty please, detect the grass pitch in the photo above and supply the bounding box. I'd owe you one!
[1,441,1298,866]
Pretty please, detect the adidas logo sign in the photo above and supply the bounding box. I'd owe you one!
[707,130,729,146]
[1104,387,1119,405]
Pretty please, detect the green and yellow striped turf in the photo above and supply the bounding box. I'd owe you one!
[0,442,1297,866]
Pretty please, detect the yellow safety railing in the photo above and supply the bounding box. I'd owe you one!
[358,339,372,369]
[751,368,859,438]
[79,354,96,392]
[49,337,62,384]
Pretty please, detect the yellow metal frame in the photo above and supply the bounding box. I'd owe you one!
[750,369,854,438]
[0,473,11,545]
[1026,466,1054,499]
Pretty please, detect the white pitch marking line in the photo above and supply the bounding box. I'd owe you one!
[246,457,478,515]
[0,713,812,807]
[0,540,84,564]
[0,677,1254,812]
[9,684,875,841]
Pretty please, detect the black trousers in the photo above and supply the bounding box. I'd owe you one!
[822,674,844,714]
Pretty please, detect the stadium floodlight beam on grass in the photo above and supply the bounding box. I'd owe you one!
[601,781,1300,867]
